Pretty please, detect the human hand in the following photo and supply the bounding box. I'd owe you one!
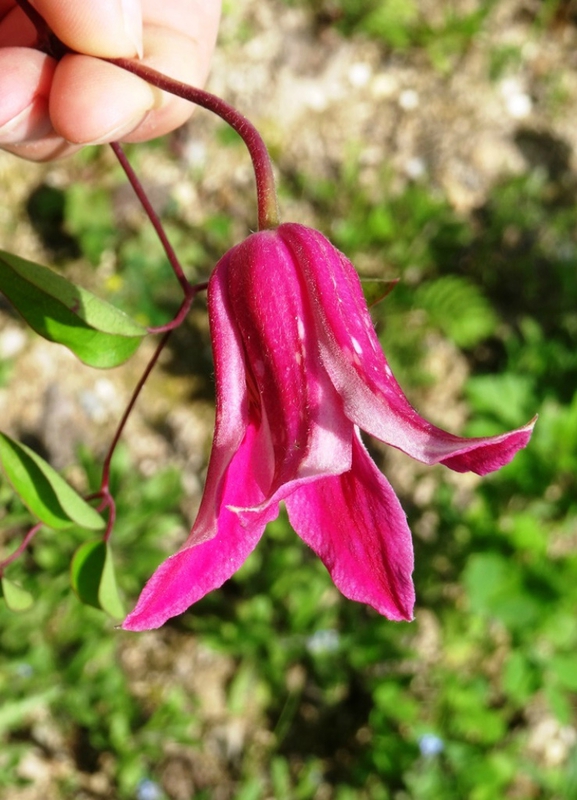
[0,0,222,160]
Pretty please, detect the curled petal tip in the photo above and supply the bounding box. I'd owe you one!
[441,415,537,476]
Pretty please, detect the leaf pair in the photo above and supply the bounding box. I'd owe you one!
[71,540,124,619]
[0,545,124,619]
[0,434,103,531]
[0,250,146,368]
[0,249,143,619]
[0,435,123,619]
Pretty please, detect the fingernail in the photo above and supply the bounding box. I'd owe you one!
[120,0,143,58]
[0,102,52,145]
[84,111,150,145]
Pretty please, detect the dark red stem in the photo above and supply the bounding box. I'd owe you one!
[110,142,191,294]
[0,522,43,571]
[107,58,280,231]
[100,329,171,495]
[16,0,69,59]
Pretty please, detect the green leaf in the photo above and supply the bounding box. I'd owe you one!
[71,540,125,619]
[0,249,146,368]
[71,540,104,608]
[0,434,104,531]
[0,577,34,612]
[98,543,125,619]
[361,278,399,307]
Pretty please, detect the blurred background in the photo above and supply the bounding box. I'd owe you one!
[1,0,577,797]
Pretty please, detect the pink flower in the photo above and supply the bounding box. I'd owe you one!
[123,223,535,631]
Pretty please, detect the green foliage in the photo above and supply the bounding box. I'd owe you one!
[71,540,125,619]
[0,453,189,798]
[1,4,577,797]
[64,183,116,265]
[0,249,146,368]
[280,0,494,69]
[415,276,497,348]
[0,434,104,531]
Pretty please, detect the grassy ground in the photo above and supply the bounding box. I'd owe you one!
[1,1,577,797]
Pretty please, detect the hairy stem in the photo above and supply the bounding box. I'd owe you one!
[0,522,43,571]
[110,142,191,294]
[15,0,280,229]
[107,58,280,231]
[100,330,172,499]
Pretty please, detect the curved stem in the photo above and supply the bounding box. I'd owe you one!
[147,283,207,335]
[15,0,280,229]
[0,522,43,571]
[110,142,191,294]
[107,58,280,231]
[99,329,172,499]
[13,0,68,58]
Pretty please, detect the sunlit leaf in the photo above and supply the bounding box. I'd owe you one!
[0,249,146,367]
[0,577,34,612]
[71,540,124,619]
[98,543,125,619]
[0,434,104,530]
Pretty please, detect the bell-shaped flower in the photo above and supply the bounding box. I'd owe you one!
[123,223,535,631]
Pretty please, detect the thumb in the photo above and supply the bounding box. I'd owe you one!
[30,0,143,58]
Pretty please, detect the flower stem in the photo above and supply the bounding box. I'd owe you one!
[13,0,68,58]
[99,330,171,498]
[0,522,43,571]
[107,58,280,231]
[110,142,191,294]
[14,0,280,229]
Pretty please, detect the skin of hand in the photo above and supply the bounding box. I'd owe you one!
[0,0,222,160]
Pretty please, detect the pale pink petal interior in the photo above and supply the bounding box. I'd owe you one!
[183,250,251,548]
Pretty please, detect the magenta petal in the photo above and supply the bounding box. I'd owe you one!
[121,512,264,631]
[126,220,537,631]
[285,433,415,621]
[224,231,352,492]
[278,223,535,475]
[184,251,251,547]
[123,421,277,631]
[434,418,536,474]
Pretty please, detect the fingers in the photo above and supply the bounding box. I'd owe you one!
[0,47,70,159]
[48,54,157,145]
[0,48,54,140]
[112,24,216,143]
[0,0,222,159]
[29,0,143,57]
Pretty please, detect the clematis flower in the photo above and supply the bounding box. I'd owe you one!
[123,223,535,631]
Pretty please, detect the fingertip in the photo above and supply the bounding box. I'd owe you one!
[0,48,56,147]
[120,0,143,59]
[117,26,207,143]
[30,0,143,58]
[49,55,155,145]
